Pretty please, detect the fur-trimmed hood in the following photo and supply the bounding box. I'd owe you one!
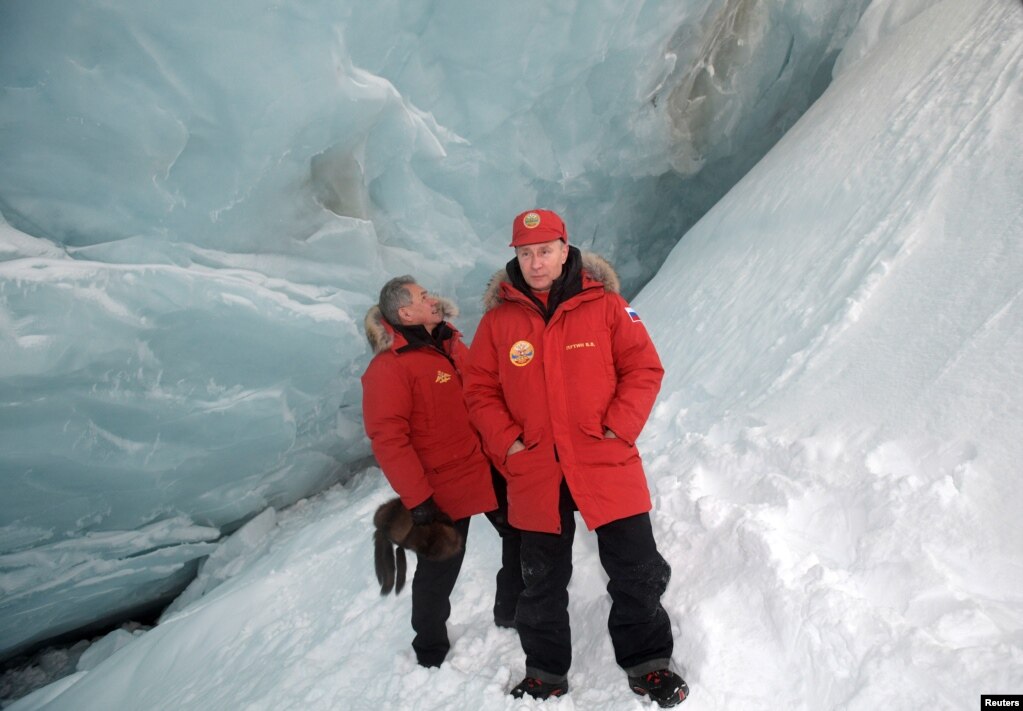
[482,250,621,312]
[364,296,459,354]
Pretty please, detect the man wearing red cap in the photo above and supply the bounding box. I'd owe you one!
[464,210,688,707]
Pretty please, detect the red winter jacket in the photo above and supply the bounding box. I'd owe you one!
[361,301,497,520]
[464,252,663,533]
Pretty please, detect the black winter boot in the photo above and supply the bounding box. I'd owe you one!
[510,676,568,700]
[628,669,688,707]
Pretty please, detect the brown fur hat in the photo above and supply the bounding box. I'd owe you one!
[373,498,464,595]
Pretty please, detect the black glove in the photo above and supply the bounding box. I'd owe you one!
[410,497,442,525]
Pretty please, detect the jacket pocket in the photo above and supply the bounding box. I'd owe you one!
[576,422,635,467]
[505,430,543,477]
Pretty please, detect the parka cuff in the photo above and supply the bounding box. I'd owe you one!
[400,490,434,511]
[394,477,434,513]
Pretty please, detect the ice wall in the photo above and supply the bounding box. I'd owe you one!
[0,0,866,659]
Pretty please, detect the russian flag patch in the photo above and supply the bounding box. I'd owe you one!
[625,306,642,322]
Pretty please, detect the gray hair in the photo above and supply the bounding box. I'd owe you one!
[378,275,417,326]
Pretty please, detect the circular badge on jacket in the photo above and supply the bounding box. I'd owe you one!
[509,340,535,367]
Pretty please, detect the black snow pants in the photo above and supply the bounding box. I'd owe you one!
[514,479,673,681]
[411,468,524,666]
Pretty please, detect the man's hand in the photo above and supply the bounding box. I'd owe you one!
[507,439,526,458]
[603,428,618,439]
[410,497,442,525]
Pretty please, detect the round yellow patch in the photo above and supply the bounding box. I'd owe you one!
[509,340,535,367]
[522,212,541,229]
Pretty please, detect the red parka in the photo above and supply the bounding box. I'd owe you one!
[361,301,497,520]
[464,252,664,533]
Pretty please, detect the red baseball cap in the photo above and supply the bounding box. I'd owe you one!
[510,209,568,247]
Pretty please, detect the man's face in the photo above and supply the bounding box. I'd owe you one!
[398,284,442,328]
[515,239,568,292]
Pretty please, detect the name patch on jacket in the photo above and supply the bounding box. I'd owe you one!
[565,342,596,350]
[435,370,452,383]
[509,340,535,366]
[625,306,642,322]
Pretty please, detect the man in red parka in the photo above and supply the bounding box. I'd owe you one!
[464,210,688,707]
[362,276,522,668]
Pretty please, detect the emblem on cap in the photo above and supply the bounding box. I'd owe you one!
[522,212,541,229]
[509,340,535,366]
